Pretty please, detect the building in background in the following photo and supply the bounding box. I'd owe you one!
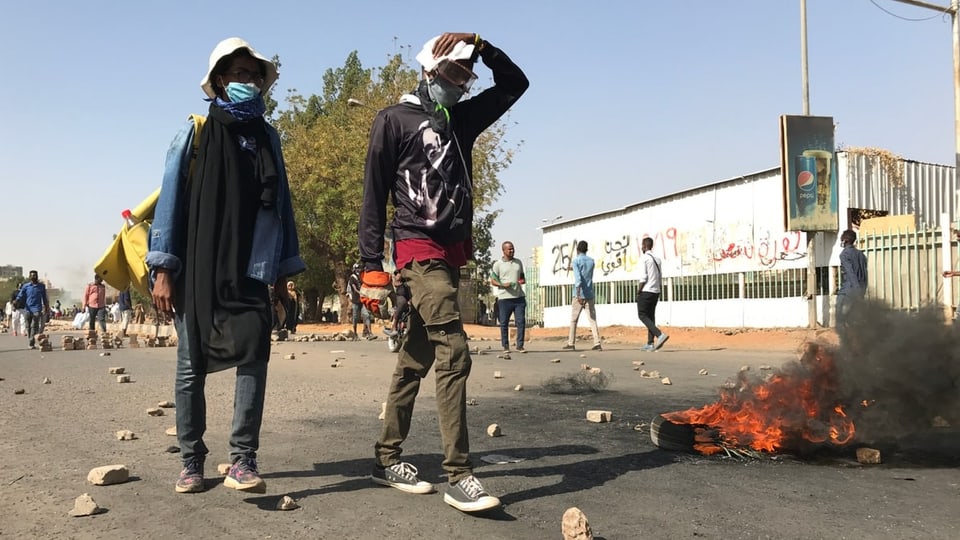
[0,265,24,279]
[538,151,956,329]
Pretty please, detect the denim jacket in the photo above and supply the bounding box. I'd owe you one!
[146,116,305,285]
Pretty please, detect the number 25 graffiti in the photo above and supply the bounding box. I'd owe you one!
[551,242,577,275]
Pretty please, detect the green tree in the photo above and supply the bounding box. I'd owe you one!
[1,276,23,306]
[275,50,520,319]
[472,210,500,296]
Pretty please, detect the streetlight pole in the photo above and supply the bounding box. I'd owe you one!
[800,0,817,328]
[800,1,959,326]
[887,0,959,170]
[801,0,810,115]
[884,0,959,174]
[954,0,959,189]
[883,0,959,321]
[540,215,563,225]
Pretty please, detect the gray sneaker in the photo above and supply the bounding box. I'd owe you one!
[444,475,501,513]
[654,334,670,350]
[640,344,655,352]
[371,462,435,494]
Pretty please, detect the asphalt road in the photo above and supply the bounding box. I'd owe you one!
[1,330,958,539]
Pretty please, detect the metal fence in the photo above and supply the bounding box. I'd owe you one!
[541,267,822,308]
[858,225,958,312]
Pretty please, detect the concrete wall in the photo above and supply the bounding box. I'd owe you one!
[544,296,816,329]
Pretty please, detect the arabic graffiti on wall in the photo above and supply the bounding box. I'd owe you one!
[548,225,804,278]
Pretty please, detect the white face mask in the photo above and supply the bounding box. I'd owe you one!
[427,76,465,108]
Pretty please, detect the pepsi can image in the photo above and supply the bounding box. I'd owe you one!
[795,155,818,216]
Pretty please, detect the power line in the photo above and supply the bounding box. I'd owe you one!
[868,0,951,21]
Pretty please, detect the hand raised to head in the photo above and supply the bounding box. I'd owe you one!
[431,32,477,58]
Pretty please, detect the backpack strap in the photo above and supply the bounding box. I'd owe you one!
[187,114,206,178]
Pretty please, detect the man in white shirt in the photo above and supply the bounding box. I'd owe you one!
[637,237,669,351]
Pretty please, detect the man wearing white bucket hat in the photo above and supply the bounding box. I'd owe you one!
[147,37,305,495]
[359,32,528,513]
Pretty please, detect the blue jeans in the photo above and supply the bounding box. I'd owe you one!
[24,310,42,347]
[88,306,107,333]
[173,314,269,464]
[498,297,527,350]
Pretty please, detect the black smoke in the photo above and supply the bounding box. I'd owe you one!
[834,299,960,446]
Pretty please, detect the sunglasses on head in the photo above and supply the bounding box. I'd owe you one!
[432,58,477,91]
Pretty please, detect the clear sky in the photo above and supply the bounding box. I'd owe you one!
[1,0,954,299]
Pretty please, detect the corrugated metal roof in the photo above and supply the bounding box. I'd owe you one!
[541,167,780,230]
[839,152,956,227]
[543,154,957,232]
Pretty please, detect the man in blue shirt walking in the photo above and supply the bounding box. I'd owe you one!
[15,270,49,350]
[117,288,133,337]
[563,241,603,351]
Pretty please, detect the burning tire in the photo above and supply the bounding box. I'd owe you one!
[650,415,696,452]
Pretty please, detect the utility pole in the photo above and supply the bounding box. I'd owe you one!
[885,0,958,321]
[801,0,817,328]
[888,0,959,170]
[801,0,810,115]
[800,0,958,327]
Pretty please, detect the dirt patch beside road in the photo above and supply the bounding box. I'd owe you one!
[298,321,834,352]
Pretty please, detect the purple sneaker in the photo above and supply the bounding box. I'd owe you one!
[224,457,266,493]
[175,456,205,493]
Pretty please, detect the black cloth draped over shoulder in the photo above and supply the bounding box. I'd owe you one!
[179,103,278,373]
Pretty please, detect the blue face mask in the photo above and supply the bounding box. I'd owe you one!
[427,77,465,108]
[225,82,261,103]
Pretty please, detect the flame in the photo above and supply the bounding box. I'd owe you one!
[663,344,856,454]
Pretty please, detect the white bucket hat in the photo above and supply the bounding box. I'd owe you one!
[415,35,476,72]
[200,37,279,99]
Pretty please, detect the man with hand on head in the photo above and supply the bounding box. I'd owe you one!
[358,32,527,513]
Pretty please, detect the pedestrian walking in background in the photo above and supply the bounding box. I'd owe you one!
[15,271,49,349]
[562,241,602,351]
[117,288,134,337]
[283,281,301,334]
[637,237,669,351]
[83,274,107,334]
